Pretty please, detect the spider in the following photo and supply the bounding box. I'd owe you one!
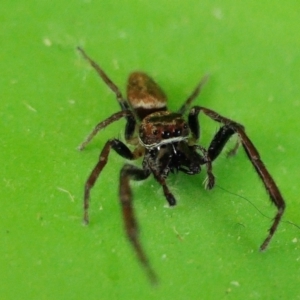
[77,47,285,284]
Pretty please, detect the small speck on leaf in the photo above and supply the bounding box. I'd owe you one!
[43,38,52,47]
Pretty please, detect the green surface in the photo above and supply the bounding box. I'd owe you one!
[1,1,300,299]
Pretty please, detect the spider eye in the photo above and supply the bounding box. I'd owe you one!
[162,131,171,139]
[183,123,188,129]
[174,128,181,136]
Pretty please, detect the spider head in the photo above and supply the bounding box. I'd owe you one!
[138,111,189,149]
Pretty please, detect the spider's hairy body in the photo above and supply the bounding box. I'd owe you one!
[77,47,285,284]
[139,111,189,149]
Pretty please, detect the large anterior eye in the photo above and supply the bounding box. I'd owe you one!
[174,128,181,136]
[162,131,171,139]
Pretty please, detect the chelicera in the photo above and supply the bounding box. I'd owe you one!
[77,47,285,283]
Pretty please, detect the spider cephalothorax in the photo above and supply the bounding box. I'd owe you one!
[77,47,285,284]
[139,111,189,148]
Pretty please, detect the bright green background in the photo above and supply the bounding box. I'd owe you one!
[1,1,300,299]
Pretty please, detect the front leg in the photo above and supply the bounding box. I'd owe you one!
[189,106,285,250]
[119,164,157,283]
[83,139,142,224]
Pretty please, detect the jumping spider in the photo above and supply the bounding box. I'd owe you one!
[77,47,285,283]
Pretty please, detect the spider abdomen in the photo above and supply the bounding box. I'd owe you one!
[127,72,167,120]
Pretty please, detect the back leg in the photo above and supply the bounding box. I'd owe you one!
[77,47,136,142]
[177,74,209,115]
[77,47,129,110]
[189,106,285,251]
[78,110,134,151]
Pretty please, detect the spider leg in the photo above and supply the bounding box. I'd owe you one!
[226,139,241,157]
[183,99,215,188]
[77,47,136,142]
[159,176,176,206]
[207,124,237,161]
[78,110,134,150]
[83,138,142,224]
[177,142,215,189]
[189,106,285,250]
[193,145,215,189]
[177,74,209,115]
[119,164,158,284]
[150,167,176,206]
[78,47,128,110]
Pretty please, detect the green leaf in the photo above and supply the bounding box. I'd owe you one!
[1,1,300,299]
